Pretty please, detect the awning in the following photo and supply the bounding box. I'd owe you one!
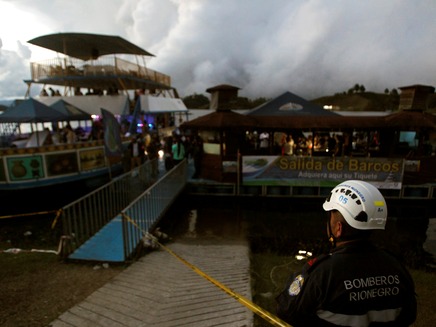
[38,95,130,116]
[247,91,339,117]
[50,99,91,121]
[0,98,66,123]
[135,95,188,114]
[28,33,154,60]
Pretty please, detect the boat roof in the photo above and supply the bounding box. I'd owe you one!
[135,95,188,114]
[246,91,339,117]
[24,33,173,95]
[28,33,154,60]
[38,95,131,116]
[0,98,67,123]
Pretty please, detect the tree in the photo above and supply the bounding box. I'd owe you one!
[354,84,360,93]
[182,94,210,109]
[388,89,400,110]
[251,97,270,108]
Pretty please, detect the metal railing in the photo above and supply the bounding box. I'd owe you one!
[59,159,187,259]
[121,160,188,260]
[30,56,171,87]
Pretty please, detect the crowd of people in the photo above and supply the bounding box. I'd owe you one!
[39,120,105,146]
[243,130,382,157]
[245,131,347,157]
[40,86,118,97]
[161,133,204,178]
[126,129,204,179]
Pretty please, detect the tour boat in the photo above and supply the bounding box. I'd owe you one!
[0,33,187,208]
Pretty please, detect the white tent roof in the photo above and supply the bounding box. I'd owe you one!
[136,95,188,113]
[37,95,130,116]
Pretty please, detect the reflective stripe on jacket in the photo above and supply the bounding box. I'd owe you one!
[276,240,417,326]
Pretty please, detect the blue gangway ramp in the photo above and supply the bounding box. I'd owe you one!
[65,160,188,263]
[68,216,126,262]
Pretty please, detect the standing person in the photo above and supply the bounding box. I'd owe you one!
[172,135,185,166]
[306,135,313,156]
[128,134,145,170]
[191,135,203,178]
[284,135,294,156]
[147,133,160,178]
[90,120,104,140]
[259,132,269,154]
[280,133,287,156]
[65,124,76,144]
[276,180,417,326]
[163,136,174,171]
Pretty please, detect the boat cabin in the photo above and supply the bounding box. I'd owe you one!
[182,85,436,187]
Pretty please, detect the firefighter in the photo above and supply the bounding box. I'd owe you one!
[276,180,417,326]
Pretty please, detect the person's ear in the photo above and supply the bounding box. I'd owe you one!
[335,221,343,238]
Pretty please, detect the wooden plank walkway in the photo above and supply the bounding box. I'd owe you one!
[49,238,253,326]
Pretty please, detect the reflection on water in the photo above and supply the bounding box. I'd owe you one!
[424,218,436,260]
[158,195,434,327]
[2,192,432,270]
[160,196,434,268]
[186,209,198,238]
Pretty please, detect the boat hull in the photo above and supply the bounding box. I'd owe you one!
[0,174,114,215]
[0,141,128,213]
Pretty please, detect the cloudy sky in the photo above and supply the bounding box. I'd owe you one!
[1,0,435,101]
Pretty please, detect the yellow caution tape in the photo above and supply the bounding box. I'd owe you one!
[51,209,64,229]
[122,213,292,327]
[0,209,58,220]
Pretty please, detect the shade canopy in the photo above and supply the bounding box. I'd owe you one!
[247,91,339,117]
[0,98,67,123]
[38,95,131,116]
[135,95,188,114]
[50,99,91,121]
[28,33,154,60]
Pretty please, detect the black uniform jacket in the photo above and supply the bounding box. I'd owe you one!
[276,240,417,326]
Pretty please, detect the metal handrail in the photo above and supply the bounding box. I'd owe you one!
[121,160,188,260]
[60,159,158,257]
[30,57,171,87]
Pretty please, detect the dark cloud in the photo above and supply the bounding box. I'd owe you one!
[1,0,435,100]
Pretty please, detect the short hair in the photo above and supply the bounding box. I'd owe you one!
[331,210,371,241]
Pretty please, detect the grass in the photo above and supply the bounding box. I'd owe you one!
[0,249,124,327]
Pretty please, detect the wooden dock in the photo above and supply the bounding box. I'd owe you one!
[49,237,253,326]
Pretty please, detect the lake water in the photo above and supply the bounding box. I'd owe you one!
[1,192,433,269]
[160,195,434,268]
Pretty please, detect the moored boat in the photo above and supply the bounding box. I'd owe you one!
[182,85,436,199]
[0,33,187,210]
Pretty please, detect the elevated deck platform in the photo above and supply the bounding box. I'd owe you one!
[51,238,253,326]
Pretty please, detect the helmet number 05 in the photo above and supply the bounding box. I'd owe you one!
[338,195,348,205]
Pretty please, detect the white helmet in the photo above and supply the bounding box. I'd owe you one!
[323,180,387,230]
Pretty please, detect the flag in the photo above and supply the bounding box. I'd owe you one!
[101,108,123,158]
